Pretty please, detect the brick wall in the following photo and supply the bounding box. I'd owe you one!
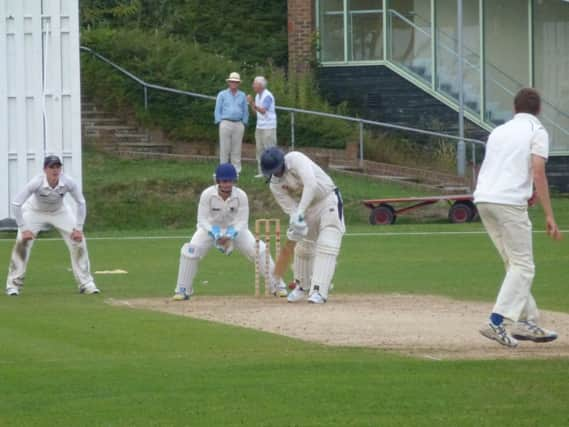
[288,0,315,74]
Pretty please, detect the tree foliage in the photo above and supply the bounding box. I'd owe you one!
[80,0,288,67]
[81,28,354,148]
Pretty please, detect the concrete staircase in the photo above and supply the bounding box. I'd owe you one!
[81,100,173,154]
[80,99,472,193]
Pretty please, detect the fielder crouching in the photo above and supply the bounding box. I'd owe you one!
[5,155,99,296]
[261,147,345,304]
[172,163,288,300]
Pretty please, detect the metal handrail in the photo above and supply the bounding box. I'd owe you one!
[79,46,486,147]
[411,11,569,121]
[389,10,569,138]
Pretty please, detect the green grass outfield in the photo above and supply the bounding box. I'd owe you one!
[0,223,568,426]
[0,153,568,426]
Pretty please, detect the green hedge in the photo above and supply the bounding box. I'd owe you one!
[81,28,356,149]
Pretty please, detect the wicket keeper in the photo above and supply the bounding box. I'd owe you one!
[173,163,288,300]
[261,147,345,304]
[5,155,99,296]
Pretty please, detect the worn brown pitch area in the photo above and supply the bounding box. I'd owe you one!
[108,294,569,360]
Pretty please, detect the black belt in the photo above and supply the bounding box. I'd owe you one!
[334,188,344,221]
[223,119,242,123]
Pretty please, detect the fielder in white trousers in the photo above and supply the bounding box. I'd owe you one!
[476,203,538,322]
[173,164,287,300]
[6,159,98,296]
[175,227,280,297]
[474,90,561,347]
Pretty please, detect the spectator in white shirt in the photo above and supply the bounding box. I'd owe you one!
[248,76,277,178]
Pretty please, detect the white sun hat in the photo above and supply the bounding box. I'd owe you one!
[226,72,242,83]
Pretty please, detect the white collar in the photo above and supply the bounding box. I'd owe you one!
[42,174,64,190]
[514,112,542,126]
[216,184,234,200]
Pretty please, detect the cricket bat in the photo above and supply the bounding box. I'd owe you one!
[273,240,296,278]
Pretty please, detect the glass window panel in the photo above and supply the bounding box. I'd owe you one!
[534,0,569,153]
[484,0,529,125]
[389,0,432,84]
[348,0,383,61]
[435,0,480,114]
[320,0,346,62]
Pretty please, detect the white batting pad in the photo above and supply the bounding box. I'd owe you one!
[175,243,204,294]
[310,227,343,300]
[293,239,315,289]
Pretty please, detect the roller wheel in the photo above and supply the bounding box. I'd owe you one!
[448,201,475,224]
[369,204,396,225]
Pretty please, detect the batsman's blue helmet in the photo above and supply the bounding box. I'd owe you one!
[215,163,238,182]
[260,147,285,178]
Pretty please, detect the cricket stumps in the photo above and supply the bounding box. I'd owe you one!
[254,218,281,297]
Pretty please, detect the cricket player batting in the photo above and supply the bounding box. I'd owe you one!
[173,163,288,300]
[260,147,345,304]
[5,155,99,296]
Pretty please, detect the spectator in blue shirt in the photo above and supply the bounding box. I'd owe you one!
[214,72,249,174]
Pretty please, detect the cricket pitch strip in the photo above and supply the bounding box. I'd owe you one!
[108,294,569,360]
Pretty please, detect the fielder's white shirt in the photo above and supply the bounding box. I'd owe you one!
[12,173,87,230]
[197,185,249,233]
[474,113,549,206]
[269,151,336,215]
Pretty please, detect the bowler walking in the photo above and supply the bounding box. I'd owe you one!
[475,88,562,348]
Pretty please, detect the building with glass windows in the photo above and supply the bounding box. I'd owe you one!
[287,0,569,187]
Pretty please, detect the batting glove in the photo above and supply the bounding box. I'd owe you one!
[208,225,222,241]
[287,223,308,242]
[289,210,305,227]
[224,226,238,240]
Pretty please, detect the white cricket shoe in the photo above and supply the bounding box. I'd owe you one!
[80,282,100,295]
[270,280,288,298]
[479,322,518,348]
[6,288,19,296]
[172,287,193,301]
[254,174,264,178]
[276,284,288,298]
[308,292,326,304]
[287,285,306,303]
[511,320,558,343]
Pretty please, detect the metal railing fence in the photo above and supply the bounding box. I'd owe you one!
[80,46,486,181]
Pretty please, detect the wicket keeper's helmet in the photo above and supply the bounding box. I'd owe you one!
[260,147,285,178]
[215,163,238,182]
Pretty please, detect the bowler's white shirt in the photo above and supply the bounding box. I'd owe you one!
[12,173,87,230]
[474,113,549,206]
[197,185,249,233]
[269,151,336,215]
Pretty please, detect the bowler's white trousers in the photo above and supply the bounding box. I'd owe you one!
[6,206,94,293]
[477,203,538,322]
